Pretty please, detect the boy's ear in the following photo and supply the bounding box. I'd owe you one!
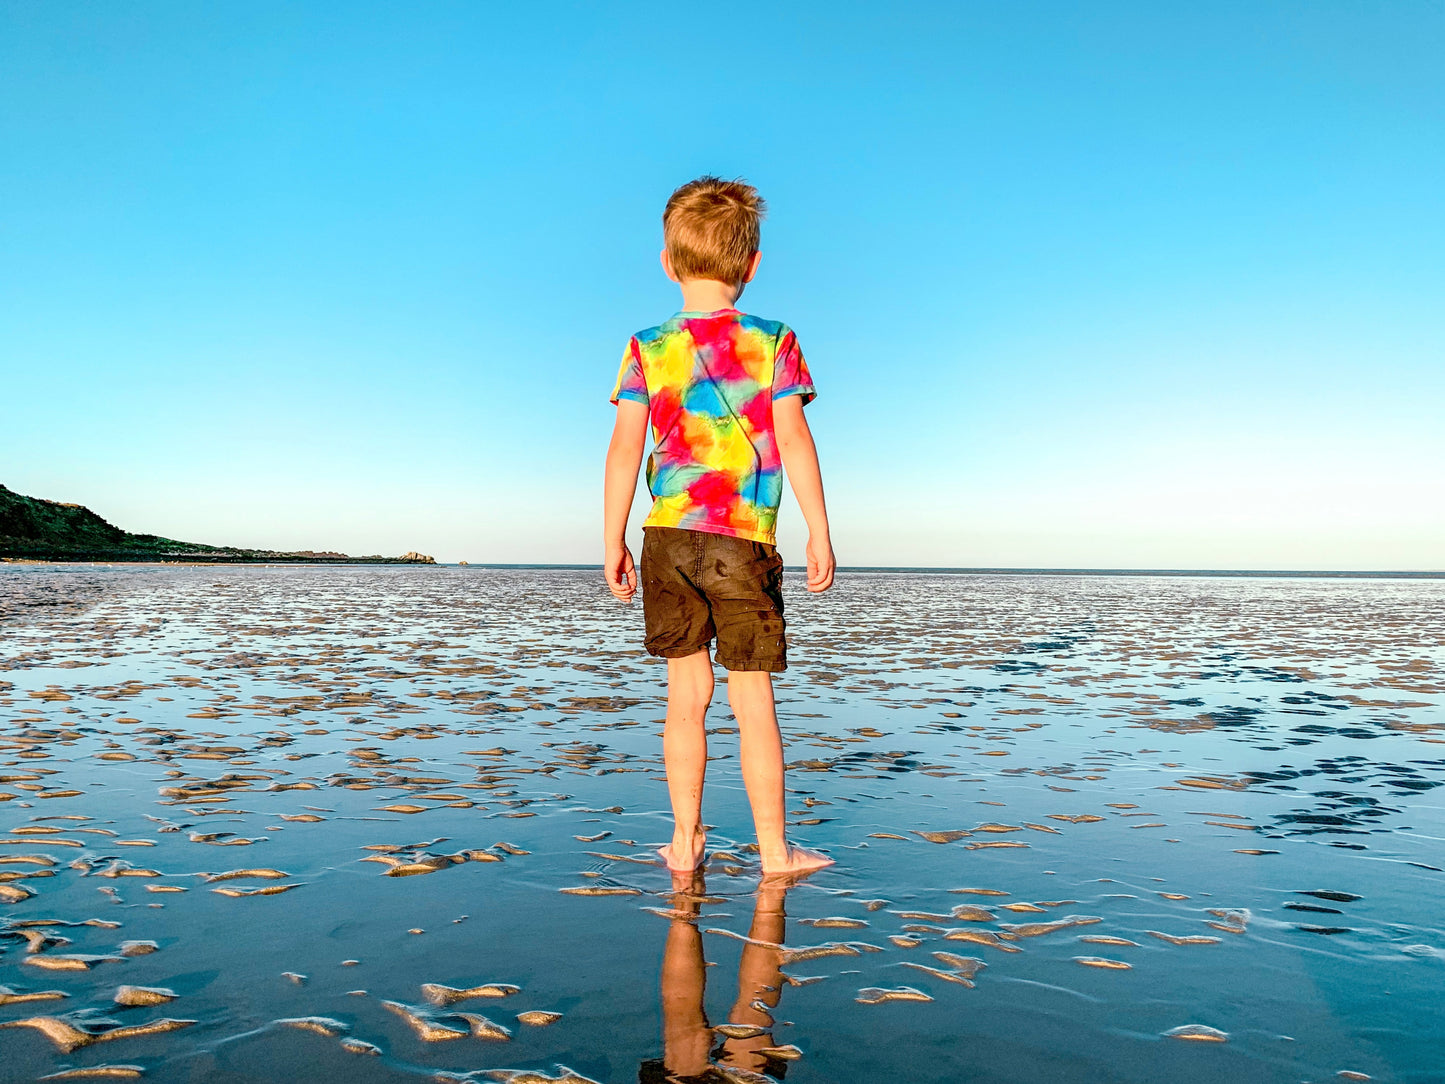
[742,250,762,284]
[660,249,680,283]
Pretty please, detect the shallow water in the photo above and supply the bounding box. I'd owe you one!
[1,564,1442,1084]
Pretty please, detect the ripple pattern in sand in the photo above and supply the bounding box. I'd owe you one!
[0,564,1440,1082]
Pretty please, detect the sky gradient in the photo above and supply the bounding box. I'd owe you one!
[3,2,1442,568]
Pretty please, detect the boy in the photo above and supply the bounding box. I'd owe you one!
[602,176,835,876]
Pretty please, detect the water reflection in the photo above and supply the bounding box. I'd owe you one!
[643,874,792,1083]
[2,566,1441,1082]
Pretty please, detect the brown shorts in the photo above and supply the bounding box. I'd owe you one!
[640,527,787,672]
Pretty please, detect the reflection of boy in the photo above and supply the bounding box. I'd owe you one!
[639,876,792,1082]
[603,177,835,876]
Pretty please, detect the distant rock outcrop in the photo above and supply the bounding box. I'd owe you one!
[0,483,433,565]
[397,551,436,564]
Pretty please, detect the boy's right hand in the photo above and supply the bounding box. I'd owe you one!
[605,542,637,603]
[805,533,835,592]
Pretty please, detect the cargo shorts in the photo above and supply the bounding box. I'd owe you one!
[640,526,787,672]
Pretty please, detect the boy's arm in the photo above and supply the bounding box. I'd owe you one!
[774,395,835,592]
[603,399,650,602]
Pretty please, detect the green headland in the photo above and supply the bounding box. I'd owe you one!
[0,483,434,564]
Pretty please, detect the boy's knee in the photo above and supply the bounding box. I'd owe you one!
[669,671,714,714]
[726,670,771,700]
[688,676,715,711]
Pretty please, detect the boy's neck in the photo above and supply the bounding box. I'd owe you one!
[677,278,742,314]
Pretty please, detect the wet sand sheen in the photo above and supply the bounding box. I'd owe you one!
[0,564,1440,1082]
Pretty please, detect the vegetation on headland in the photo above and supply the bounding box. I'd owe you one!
[0,483,434,564]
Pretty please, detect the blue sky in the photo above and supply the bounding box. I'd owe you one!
[2,2,1441,568]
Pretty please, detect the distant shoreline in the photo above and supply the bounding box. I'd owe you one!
[474,564,1445,579]
[1,482,435,566]
[0,556,430,566]
[4,559,1440,579]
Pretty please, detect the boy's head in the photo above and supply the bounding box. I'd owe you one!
[662,176,765,286]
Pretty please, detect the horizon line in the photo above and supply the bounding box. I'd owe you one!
[5,560,1441,579]
[463,564,1445,579]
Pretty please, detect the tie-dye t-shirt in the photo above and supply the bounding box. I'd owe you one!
[610,309,815,546]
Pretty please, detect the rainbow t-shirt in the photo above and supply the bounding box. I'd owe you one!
[610,309,815,546]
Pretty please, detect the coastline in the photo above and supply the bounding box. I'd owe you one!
[1,555,434,566]
[455,562,1445,579]
[5,559,1439,578]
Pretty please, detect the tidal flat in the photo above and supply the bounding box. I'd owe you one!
[0,564,1441,1083]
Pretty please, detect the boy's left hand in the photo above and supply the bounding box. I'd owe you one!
[805,534,835,593]
[605,543,637,602]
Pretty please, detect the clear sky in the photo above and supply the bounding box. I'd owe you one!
[3,2,1442,569]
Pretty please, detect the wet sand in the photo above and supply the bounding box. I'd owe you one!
[1,564,1442,1083]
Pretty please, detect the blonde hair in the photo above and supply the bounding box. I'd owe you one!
[663,176,766,284]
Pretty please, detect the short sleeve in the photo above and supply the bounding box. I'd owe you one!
[609,338,648,405]
[771,328,815,404]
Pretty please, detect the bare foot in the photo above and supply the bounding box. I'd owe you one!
[670,868,707,898]
[658,831,707,872]
[759,845,834,877]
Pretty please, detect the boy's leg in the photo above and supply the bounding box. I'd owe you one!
[658,873,711,1077]
[718,882,787,1071]
[659,649,713,872]
[724,672,786,860]
[727,671,833,875]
